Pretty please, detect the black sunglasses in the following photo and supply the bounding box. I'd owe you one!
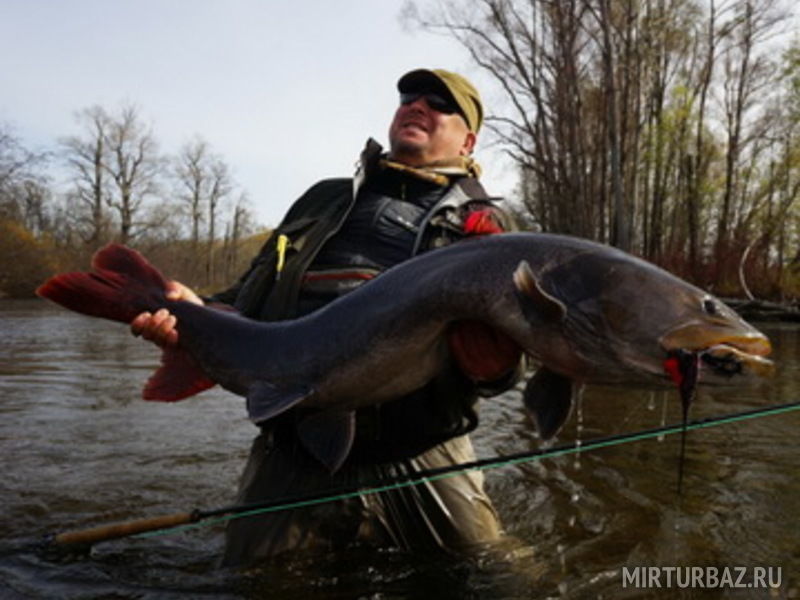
[399,91,459,115]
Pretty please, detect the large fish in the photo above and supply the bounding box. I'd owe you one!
[37,234,774,470]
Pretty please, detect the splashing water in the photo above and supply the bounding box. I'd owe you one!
[573,387,585,471]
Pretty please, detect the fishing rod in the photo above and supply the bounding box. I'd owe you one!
[31,399,800,552]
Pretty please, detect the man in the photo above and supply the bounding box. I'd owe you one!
[132,68,522,565]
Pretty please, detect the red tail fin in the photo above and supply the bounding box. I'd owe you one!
[38,244,217,402]
[36,244,168,324]
[144,347,216,401]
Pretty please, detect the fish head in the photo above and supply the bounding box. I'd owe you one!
[658,294,774,383]
[591,257,775,386]
[513,244,774,387]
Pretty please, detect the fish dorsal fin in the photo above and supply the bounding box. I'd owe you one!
[512,261,566,323]
[523,367,575,439]
[246,381,313,424]
[296,410,356,473]
[143,347,216,401]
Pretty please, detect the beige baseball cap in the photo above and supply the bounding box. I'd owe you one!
[397,68,484,133]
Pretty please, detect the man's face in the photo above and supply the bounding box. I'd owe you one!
[388,93,476,166]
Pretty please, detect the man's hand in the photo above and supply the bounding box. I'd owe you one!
[130,281,203,348]
[448,320,522,383]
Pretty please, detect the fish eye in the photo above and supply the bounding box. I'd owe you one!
[702,298,718,315]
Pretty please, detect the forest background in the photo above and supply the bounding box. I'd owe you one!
[2,0,798,302]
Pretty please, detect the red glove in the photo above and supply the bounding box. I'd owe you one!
[448,320,522,382]
[464,208,504,235]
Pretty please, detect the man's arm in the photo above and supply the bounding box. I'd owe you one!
[447,204,524,389]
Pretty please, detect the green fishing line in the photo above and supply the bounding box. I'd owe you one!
[133,401,800,540]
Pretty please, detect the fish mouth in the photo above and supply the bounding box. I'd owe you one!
[660,325,775,381]
[698,343,775,379]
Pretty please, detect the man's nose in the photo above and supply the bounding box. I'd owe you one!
[405,96,430,112]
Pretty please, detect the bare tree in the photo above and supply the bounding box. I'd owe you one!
[172,136,236,285]
[0,109,261,294]
[592,0,630,250]
[712,0,790,286]
[683,0,725,279]
[104,105,162,244]
[62,104,162,246]
[0,126,34,189]
[205,157,233,285]
[222,193,256,282]
[174,136,210,249]
[0,124,50,228]
[61,106,112,246]
[407,0,798,299]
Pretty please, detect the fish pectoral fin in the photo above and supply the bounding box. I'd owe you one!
[246,381,313,424]
[143,347,216,401]
[296,410,356,473]
[512,260,566,323]
[523,367,575,440]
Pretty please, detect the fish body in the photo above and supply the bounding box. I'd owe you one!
[37,234,773,470]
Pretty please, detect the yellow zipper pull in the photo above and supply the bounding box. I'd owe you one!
[275,234,290,281]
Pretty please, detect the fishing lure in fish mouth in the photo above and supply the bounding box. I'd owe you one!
[699,346,745,376]
[664,349,700,495]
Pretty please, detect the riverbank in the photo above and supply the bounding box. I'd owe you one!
[724,298,800,322]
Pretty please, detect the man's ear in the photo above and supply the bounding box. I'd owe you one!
[461,131,477,156]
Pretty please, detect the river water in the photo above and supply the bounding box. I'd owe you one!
[0,299,798,599]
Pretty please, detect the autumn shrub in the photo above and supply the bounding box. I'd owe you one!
[0,219,59,297]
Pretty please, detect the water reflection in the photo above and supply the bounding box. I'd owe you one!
[1,300,798,598]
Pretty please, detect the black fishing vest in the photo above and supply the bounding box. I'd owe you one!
[295,168,457,315]
[210,141,511,462]
[217,146,500,323]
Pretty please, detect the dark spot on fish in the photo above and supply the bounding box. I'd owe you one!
[702,298,718,315]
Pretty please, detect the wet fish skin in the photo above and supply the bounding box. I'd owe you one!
[37,234,773,470]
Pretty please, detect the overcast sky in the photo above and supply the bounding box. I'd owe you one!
[0,0,517,227]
